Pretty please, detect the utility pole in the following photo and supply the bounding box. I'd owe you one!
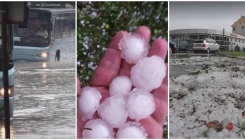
[1,2,10,138]
[223,28,225,51]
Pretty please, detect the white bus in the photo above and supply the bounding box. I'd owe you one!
[13,8,75,61]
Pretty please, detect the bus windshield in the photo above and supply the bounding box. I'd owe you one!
[13,12,50,45]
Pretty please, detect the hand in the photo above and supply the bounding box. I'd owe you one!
[77,26,168,138]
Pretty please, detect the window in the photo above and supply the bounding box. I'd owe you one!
[235,38,237,42]
[54,13,75,39]
[233,27,236,31]
[239,39,241,43]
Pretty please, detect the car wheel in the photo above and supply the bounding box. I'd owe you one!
[206,48,210,54]
[170,47,172,56]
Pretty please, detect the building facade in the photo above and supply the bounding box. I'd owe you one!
[170,29,245,51]
[232,16,245,36]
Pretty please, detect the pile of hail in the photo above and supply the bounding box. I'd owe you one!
[78,33,166,138]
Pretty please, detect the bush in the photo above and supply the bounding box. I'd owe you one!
[77,2,168,86]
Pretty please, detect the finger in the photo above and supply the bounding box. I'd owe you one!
[90,31,127,87]
[151,84,168,125]
[77,78,81,96]
[148,38,168,60]
[119,26,151,77]
[140,117,163,138]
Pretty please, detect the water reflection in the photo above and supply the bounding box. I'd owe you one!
[0,121,15,139]
[42,62,47,68]
[41,74,47,84]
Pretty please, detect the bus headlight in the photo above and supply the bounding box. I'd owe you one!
[41,53,48,58]
[0,86,14,97]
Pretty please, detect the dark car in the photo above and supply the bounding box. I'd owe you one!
[169,40,177,55]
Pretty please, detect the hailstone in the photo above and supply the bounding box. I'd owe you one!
[78,86,102,121]
[131,55,166,92]
[83,119,114,138]
[109,75,132,96]
[118,33,149,64]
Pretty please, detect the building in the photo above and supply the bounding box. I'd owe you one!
[170,29,245,51]
[232,16,245,36]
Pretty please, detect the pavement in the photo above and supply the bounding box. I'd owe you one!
[170,53,215,77]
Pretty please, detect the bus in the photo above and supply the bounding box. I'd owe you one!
[13,8,75,61]
[0,25,15,118]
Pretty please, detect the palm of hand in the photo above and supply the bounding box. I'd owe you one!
[77,26,168,138]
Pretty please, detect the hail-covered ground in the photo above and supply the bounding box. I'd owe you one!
[169,55,245,139]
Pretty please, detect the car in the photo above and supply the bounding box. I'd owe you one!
[176,45,192,53]
[169,40,177,55]
[192,38,220,54]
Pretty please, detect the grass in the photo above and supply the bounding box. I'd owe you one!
[218,52,245,57]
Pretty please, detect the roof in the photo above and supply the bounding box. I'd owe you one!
[29,8,75,14]
[231,16,245,27]
[170,28,245,39]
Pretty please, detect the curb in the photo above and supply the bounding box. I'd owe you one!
[217,53,245,60]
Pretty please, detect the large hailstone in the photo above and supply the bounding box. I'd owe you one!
[98,95,128,128]
[116,121,147,138]
[109,75,132,96]
[118,33,149,64]
[78,86,101,121]
[128,89,155,121]
[131,55,166,92]
[83,119,114,138]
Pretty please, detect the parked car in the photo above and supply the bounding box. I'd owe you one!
[192,38,220,54]
[169,40,177,55]
[176,45,192,53]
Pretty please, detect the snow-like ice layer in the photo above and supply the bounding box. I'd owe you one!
[116,121,147,138]
[128,89,155,121]
[169,56,245,139]
[83,119,114,138]
[109,76,132,96]
[78,86,102,121]
[131,55,166,92]
[98,95,128,128]
[118,33,149,64]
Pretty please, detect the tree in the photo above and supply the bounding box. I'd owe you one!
[77,2,168,86]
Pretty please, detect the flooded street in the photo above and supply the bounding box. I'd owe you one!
[0,61,75,138]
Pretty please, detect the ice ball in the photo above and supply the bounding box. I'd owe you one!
[116,121,147,138]
[83,119,114,138]
[78,86,102,121]
[109,76,132,96]
[98,95,128,128]
[118,33,149,64]
[131,55,166,92]
[128,89,155,121]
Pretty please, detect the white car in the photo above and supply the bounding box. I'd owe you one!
[192,38,220,54]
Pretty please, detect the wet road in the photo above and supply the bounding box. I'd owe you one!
[170,53,215,77]
[0,61,75,138]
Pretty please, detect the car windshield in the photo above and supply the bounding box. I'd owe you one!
[13,14,49,44]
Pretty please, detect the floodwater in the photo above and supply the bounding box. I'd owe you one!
[0,61,76,139]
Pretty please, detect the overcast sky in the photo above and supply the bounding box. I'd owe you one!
[170,2,245,32]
